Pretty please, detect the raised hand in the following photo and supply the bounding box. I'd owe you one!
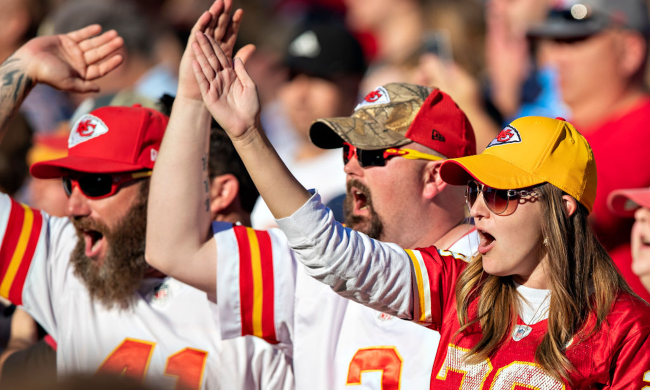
[192,31,260,139]
[12,24,124,93]
[0,24,124,136]
[177,0,255,101]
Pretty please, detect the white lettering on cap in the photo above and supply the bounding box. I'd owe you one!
[355,86,391,111]
[68,114,109,148]
[289,30,321,58]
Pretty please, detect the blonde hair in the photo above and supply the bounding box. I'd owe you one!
[455,183,638,382]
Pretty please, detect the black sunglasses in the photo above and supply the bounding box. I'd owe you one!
[62,171,152,200]
[343,142,443,168]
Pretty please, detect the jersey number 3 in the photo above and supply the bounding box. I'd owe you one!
[97,338,208,389]
[347,347,403,390]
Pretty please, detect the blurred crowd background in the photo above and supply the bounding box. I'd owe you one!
[2,0,650,387]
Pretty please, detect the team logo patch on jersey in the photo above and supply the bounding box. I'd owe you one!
[378,312,394,322]
[486,125,522,149]
[355,86,390,110]
[68,114,109,148]
[288,30,320,58]
[152,282,170,304]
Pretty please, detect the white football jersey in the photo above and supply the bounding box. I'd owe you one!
[213,216,477,389]
[0,195,292,390]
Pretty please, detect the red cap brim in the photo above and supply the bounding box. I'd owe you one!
[608,188,650,218]
[30,155,146,179]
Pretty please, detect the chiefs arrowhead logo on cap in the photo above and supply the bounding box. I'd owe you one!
[486,125,522,149]
[355,86,391,111]
[68,114,109,148]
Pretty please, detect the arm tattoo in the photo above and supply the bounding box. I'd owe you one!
[0,56,34,139]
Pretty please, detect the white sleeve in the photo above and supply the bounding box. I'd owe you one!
[0,194,75,339]
[275,192,415,320]
[214,222,297,358]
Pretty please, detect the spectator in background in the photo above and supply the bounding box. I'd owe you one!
[530,0,650,302]
[0,115,32,198]
[344,0,424,66]
[252,19,366,228]
[609,187,650,295]
[49,0,179,105]
[412,0,500,152]
[486,0,567,123]
[25,129,69,217]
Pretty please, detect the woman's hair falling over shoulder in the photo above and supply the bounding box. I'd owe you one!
[455,183,637,382]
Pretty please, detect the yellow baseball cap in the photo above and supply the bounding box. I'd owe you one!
[440,116,597,213]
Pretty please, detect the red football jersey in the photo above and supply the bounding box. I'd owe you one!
[411,247,650,389]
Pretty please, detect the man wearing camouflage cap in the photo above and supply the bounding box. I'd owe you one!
[529,0,650,302]
[148,74,480,387]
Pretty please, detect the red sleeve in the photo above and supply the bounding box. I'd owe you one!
[406,248,466,330]
[233,226,278,344]
[607,326,650,389]
[0,198,44,305]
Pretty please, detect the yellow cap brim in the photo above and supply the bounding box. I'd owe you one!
[441,154,545,190]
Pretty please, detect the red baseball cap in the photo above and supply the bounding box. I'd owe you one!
[608,187,650,217]
[30,105,168,179]
[309,83,476,159]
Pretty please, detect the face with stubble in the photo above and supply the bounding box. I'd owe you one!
[67,180,149,310]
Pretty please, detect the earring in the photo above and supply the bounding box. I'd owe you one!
[543,238,549,246]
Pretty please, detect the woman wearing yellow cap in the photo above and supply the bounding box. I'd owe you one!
[185,33,650,388]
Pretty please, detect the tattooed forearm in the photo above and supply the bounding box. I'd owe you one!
[203,152,210,211]
[0,56,35,140]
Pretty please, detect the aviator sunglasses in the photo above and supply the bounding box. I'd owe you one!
[62,170,152,200]
[343,142,443,167]
[465,180,541,216]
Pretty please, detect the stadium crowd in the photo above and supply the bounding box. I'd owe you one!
[1,0,650,388]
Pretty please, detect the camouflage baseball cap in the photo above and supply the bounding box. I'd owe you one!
[309,83,476,159]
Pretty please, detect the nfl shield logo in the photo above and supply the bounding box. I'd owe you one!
[512,325,532,341]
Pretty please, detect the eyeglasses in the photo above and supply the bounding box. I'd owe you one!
[343,142,443,167]
[62,171,152,200]
[465,180,540,216]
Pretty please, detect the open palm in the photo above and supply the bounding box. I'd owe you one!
[17,24,124,93]
[192,32,259,139]
[177,0,255,101]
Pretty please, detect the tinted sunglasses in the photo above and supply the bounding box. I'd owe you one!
[465,180,540,216]
[62,170,152,200]
[343,142,443,167]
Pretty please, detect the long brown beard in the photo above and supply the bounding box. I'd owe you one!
[70,184,149,310]
[343,179,384,239]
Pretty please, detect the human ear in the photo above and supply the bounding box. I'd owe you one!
[561,195,578,217]
[209,174,240,216]
[620,32,646,77]
[423,160,446,199]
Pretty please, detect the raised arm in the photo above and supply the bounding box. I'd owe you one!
[190,30,422,320]
[191,30,311,219]
[0,25,124,141]
[145,0,255,293]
